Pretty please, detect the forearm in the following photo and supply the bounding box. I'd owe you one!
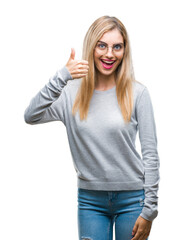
[24,66,72,124]
[140,163,160,221]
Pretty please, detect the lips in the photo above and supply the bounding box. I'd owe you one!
[100,59,116,69]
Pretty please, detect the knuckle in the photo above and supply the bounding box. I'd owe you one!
[77,64,81,68]
[82,60,89,65]
[138,229,144,234]
[76,69,81,74]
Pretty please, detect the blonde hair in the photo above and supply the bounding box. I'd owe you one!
[72,15,136,123]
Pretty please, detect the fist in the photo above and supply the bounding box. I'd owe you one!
[65,48,89,79]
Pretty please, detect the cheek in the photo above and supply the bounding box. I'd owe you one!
[118,52,124,61]
[116,54,124,65]
[114,58,123,71]
[94,52,100,62]
[94,54,102,69]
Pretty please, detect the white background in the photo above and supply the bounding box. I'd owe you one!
[0,0,183,239]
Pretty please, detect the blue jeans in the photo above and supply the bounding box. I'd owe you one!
[77,188,148,240]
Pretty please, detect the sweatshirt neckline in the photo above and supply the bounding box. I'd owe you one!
[94,85,116,94]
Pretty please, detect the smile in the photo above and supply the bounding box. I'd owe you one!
[100,59,116,69]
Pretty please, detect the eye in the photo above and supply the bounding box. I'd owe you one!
[113,44,122,51]
[97,43,106,49]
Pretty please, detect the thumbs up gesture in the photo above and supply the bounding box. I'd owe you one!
[65,48,89,79]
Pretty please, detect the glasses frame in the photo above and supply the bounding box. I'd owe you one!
[95,41,125,54]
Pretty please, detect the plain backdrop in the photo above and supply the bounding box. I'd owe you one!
[0,0,184,239]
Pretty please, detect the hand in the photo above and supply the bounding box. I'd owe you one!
[65,48,89,79]
[131,216,152,240]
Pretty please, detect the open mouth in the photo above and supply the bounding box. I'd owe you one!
[100,59,116,69]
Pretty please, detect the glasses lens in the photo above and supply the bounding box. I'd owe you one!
[95,43,124,54]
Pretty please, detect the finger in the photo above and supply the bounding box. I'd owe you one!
[131,231,142,240]
[72,72,88,79]
[75,70,88,76]
[69,48,75,60]
[142,232,149,240]
[137,234,146,240]
[73,68,88,74]
[132,222,138,237]
[78,60,89,65]
[77,64,89,70]
[143,233,149,240]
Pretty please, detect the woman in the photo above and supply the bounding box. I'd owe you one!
[24,16,160,240]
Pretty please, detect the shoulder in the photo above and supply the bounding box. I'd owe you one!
[132,80,154,111]
[132,80,150,106]
[132,80,146,95]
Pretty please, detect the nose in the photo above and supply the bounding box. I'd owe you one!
[105,46,114,57]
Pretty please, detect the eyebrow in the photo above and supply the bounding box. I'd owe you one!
[97,40,124,45]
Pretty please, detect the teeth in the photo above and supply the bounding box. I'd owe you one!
[101,60,115,64]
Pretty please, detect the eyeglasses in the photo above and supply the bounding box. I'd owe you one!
[95,41,124,54]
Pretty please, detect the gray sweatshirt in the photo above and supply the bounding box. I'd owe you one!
[24,66,160,222]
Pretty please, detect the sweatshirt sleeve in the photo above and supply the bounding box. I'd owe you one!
[136,87,160,222]
[24,66,73,125]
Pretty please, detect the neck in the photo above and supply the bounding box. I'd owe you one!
[95,71,116,89]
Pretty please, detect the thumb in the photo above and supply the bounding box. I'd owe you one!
[69,48,75,60]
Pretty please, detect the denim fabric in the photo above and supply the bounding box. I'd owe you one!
[77,188,148,240]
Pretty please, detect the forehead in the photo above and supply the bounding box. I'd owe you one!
[99,28,124,44]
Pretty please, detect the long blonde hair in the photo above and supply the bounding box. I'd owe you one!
[72,15,136,123]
